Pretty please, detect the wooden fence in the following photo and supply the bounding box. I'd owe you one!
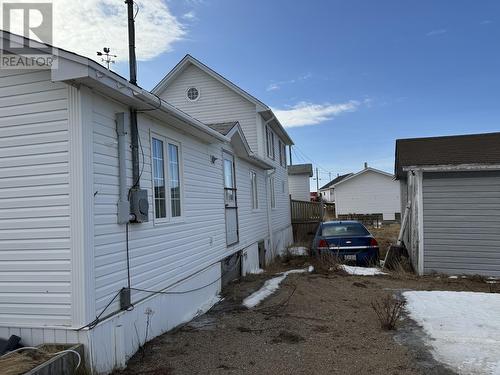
[290,199,330,244]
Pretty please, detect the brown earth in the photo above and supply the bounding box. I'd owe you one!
[367,223,401,259]
[114,257,496,375]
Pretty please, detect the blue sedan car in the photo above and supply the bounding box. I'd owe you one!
[312,221,379,266]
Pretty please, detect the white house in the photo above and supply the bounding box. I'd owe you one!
[0,32,293,373]
[319,173,353,203]
[333,165,400,220]
[287,163,313,201]
[396,132,500,276]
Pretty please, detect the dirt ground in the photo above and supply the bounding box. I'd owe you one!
[115,257,495,375]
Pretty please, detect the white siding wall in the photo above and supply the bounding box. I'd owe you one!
[335,170,401,220]
[0,70,72,326]
[91,92,269,316]
[288,174,310,202]
[158,64,259,151]
[319,188,334,202]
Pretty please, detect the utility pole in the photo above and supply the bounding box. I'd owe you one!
[329,172,332,181]
[316,167,320,192]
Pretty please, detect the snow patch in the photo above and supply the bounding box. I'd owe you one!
[404,291,500,375]
[287,246,308,256]
[242,267,311,308]
[340,265,386,276]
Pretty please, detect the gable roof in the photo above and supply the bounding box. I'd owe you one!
[151,54,293,145]
[395,132,500,179]
[319,173,353,190]
[206,121,239,136]
[288,164,313,177]
[329,168,394,188]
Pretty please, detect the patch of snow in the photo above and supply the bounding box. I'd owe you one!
[288,246,308,256]
[448,276,458,279]
[242,267,312,308]
[339,265,386,276]
[404,291,500,375]
[249,268,264,275]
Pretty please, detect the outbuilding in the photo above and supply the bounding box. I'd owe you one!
[287,164,313,201]
[396,132,500,277]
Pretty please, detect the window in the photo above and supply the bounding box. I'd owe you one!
[266,126,275,159]
[250,171,258,210]
[281,180,286,194]
[151,135,182,221]
[279,140,286,167]
[152,138,166,219]
[321,223,369,237]
[168,143,181,217]
[270,176,276,208]
[186,87,199,101]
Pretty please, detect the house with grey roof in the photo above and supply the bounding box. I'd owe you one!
[319,173,353,203]
[396,132,500,276]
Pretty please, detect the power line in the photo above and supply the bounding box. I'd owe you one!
[293,145,335,174]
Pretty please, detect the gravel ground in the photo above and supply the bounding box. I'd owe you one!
[114,258,495,375]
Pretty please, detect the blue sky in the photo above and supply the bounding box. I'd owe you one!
[107,0,500,189]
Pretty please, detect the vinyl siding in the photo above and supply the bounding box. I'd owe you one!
[0,70,71,325]
[92,93,269,316]
[334,170,401,220]
[422,171,500,276]
[158,64,259,152]
[288,174,310,202]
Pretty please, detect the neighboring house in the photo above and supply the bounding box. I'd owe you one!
[396,132,500,277]
[333,165,401,220]
[288,163,313,201]
[0,32,293,373]
[319,173,353,202]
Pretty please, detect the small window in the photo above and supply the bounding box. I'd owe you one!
[281,180,286,194]
[270,176,276,208]
[152,138,166,219]
[279,140,287,167]
[186,87,199,101]
[250,171,258,210]
[266,126,275,159]
[168,143,181,217]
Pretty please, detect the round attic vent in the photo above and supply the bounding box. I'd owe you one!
[186,87,200,101]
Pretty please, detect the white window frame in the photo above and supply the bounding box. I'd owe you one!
[250,170,258,210]
[270,175,276,209]
[279,140,286,167]
[266,126,275,160]
[150,132,184,224]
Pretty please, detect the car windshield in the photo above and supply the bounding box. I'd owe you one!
[321,223,369,237]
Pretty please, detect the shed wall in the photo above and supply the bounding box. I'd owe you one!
[422,171,500,276]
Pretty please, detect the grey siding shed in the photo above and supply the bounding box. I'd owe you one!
[422,171,500,276]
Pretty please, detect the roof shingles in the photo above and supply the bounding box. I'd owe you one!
[395,132,500,178]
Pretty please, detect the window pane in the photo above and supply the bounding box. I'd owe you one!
[168,143,181,217]
[152,138,166,219]
[251,171,258,209]
[224,158,234,188]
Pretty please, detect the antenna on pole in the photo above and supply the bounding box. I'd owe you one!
[96,47,117,70]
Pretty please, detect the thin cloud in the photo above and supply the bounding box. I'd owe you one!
[426,29,447,37]
[266,73,312,91]
[272,100,361,128]
[13,0,186,62]
[182,11,197,21]
[480,20,492,25]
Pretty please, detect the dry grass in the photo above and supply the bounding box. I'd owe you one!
[367,223,401,259]
[371,294,406,330]
[0,345,73,375]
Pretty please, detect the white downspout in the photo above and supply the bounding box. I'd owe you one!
[266,169,276,258]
